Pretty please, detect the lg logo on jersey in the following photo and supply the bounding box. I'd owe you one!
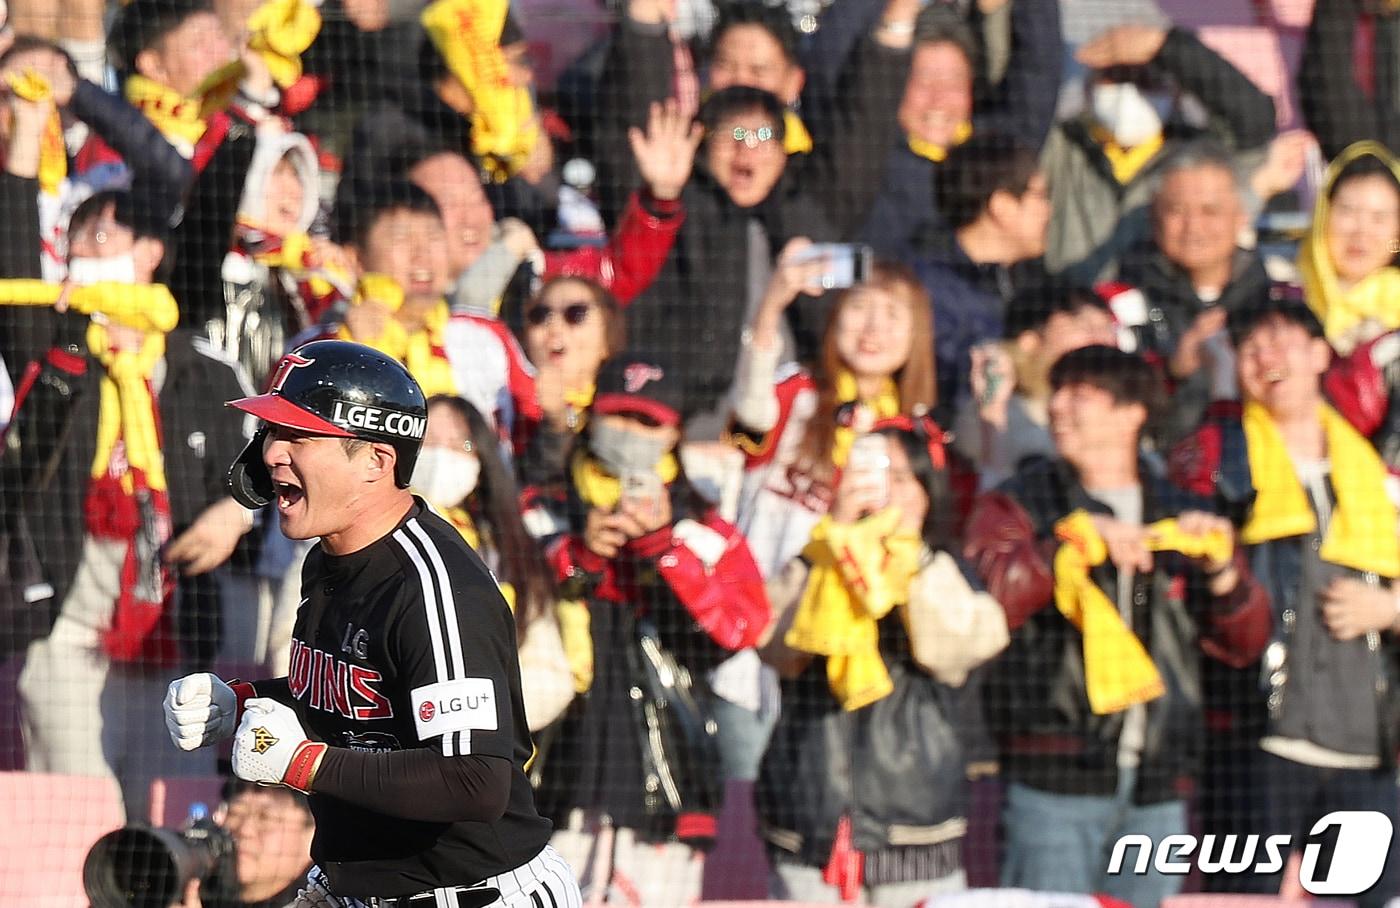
[412,679,498,743]
[418,691,492,723]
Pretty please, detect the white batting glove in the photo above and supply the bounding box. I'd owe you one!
[232,698,327,792]
[164,673,241,751]
[291,866,346,907]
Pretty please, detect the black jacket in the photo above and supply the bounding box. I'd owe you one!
[967,457,1271,803]
[1300,0,1400,160]
[1116,242,1271,443]
[757,616,985,869]
[593,19,906,236]
[0,322,252,665]
[860,0,1063,259]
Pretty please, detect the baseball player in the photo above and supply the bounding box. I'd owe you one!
[162,340,580,908]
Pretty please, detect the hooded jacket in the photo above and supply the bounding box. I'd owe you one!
[167,115,323,387]
[1298,141,1400,356]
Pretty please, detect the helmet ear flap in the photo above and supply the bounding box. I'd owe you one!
[393,439,418,489]
[226,427,274,509]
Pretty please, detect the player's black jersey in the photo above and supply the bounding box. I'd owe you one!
[289,500,551,896]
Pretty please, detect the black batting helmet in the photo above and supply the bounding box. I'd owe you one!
[225,340,428,509]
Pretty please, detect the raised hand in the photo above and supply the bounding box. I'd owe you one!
[629,99,704,202]
[1076,24,1168,69]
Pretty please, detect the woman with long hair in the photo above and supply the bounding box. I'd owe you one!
[717,247,938,781]
[412,395,574,731]
[756,419,1006,905]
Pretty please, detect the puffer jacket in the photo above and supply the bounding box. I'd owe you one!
[964,456,1271,803]
[755,548,1004,873]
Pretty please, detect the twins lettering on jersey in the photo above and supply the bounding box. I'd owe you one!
[288,638,394,720]
[329,401,426,438]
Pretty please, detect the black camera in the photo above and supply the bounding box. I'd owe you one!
[83,816,238,908]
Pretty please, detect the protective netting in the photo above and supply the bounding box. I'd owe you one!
[1,0,1398,905]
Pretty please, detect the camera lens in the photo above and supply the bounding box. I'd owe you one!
[82,825,230,908]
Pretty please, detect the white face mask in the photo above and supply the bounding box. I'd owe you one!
[67,253,137,286]
[1091,82,1171,149]
[410,446,480,508]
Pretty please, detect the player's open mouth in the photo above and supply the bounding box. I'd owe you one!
[275,480,304,510]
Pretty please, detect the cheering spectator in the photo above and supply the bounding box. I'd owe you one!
[756,418,1006,905]
[512,277,627,490]
[1298,141,1400,356]
[1043,22,1276,282]
[3,190,254,821]
[107,0,239,159]
[167,120,328,387]
[594,0,914,233]
[1113,142,1272,441]
[532,352,769,906]
[627,84,898,420]
[408,99,696,315]
[965,346,1269,908]
[1170,295,1400,906]
[723,258,936,778]
[0,39,191,283]
[325,179,539,434]
[912,132,1052,410]
[412,396,575,732]
[954,281,1118,491]
[860,0,1063,259]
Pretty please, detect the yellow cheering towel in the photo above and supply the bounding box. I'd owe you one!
[1089,126,1165,185]
[1298,142,1400,353]
[5,69,66,196]
[1055,511,1160,716]
[126,75,208,154]
[786,509,924,711]
[247,0,322,88]
[783,110,813,155]
[1241,401,1400,578]
[421,0,539,180]
[907,121,972,163]
[556,599,594,694]
[0,281,179,333]
[831,370,901,469]
[88,321,169,492]
[1054,510,1233,714]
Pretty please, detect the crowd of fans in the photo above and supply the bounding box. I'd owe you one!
[3,0,1400,905]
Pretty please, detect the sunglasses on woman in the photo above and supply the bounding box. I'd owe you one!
[525,301,592,327]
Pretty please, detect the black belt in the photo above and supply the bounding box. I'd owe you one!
[365,885,501,908]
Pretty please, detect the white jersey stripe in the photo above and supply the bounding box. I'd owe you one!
[407,519,468,681]
[393,529,450,684]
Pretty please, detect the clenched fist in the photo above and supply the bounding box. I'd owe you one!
[164,673,240,751]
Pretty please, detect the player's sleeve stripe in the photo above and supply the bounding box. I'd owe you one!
[394,527,462,756]
[406,519,468,682]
